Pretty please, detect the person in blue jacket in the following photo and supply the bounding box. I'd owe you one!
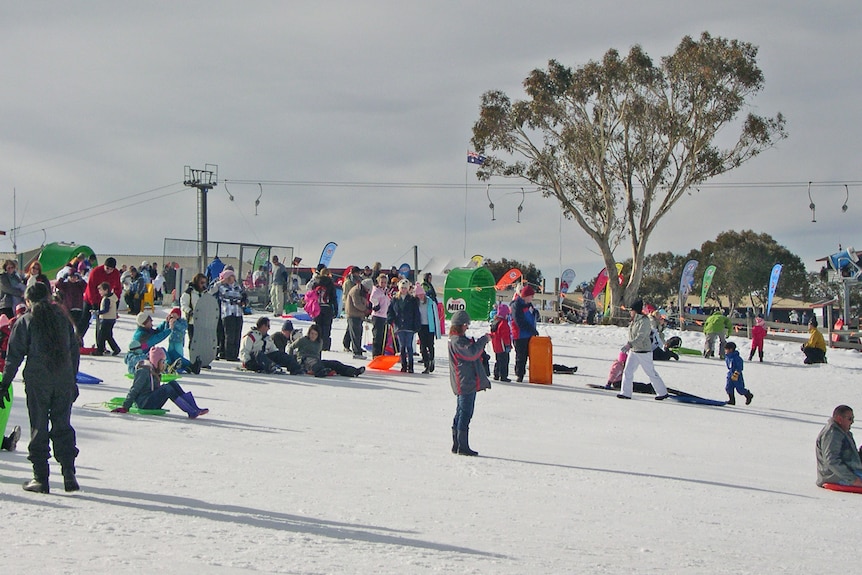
[724,341,753,405]
[511,284,539,383]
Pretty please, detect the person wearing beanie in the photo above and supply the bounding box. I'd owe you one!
[802,317,827,364]
[271,319,301,354]
[163,308,200,374]
[125,312,171,374]
[448,309,491,456]
[511,283,539,382]
[387,279,422,373]
[618,299,669,400]
[749,315,767,362]
[213,266,247,361]
[240,316,303,374]
[490,303,512,381]
[724,341,753,406]
[414,283,440,373]
[340,267,364,352]
[0,282,81,493]
[114,346,208,419]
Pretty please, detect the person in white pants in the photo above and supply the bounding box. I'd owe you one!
[618,299,669,400]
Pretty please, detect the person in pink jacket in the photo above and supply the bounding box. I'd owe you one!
[491,303,512,382]
[749,315,766,362]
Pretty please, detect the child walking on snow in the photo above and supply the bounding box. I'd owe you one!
[749,315,766,362]
[725,341,753,406]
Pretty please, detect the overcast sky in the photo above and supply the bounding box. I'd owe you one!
[2,2,860,284]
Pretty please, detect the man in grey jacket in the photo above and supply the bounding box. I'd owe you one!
[618,299,669,401]
[816,405,862,487]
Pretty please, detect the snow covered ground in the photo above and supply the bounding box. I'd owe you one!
[2,309,861,574]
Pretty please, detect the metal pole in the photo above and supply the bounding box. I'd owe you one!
[198,187,208,274]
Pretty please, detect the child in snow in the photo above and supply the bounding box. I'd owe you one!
[724,341,753,406]
[491,303,512,382]
[93,282,121,356]
[113,347,209,418]
[448,310,491,456]
[749,315,766,362]
[606,350,627,389]
[165,308,201,374]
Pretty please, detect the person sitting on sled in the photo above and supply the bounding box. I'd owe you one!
[113,347,208,418]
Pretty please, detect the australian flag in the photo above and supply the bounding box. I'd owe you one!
[467,151,486,165]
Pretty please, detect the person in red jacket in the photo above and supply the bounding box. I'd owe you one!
[749,315,766,362]
[81,257,122,344]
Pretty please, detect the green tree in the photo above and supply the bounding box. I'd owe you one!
[620,251,690,307]
[471,32,786,313]
[697,230,808,311]
[483,258,543,288]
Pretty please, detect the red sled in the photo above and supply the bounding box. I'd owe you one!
[367,355,400,371]
[79,346,98,355]
[821,482,862,494]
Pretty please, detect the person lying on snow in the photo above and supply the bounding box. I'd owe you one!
[287,323,365,378]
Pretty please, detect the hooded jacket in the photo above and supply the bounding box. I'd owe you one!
[816,418,862,486]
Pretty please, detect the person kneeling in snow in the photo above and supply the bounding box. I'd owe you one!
[113,347,208,418]
[165,308,200,374]
[288,323,365,378]
[240,316,303,374]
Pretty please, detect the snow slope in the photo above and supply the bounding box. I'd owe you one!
[1,310,860,574]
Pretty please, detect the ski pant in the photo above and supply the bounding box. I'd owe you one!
[371,316,387,356]
[69,309,86,345]
[25,382,78,479]
[348,317,364,355]
[620,351,667,398]
[267,350,302,373]
[704,332,726,358]
[803,347,827,364]
[81,300,97,341]
[418,325,434,365]
[514,337,531,379]
[317,307,334,351]
[139,381,184,410]
[494,350,510,380]
[311,359,361,377]
[396,330,415,371]
[270,284,285,315]
[96,318,121,354]
[452,391,476,431]
[725,375,750,397]
[222,315,243,361]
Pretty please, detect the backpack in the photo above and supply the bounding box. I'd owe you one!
[315,284,330,305]
[303,288,321,318]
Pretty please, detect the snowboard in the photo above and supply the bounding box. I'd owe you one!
[0,378,12,438]
[189,292,219,368]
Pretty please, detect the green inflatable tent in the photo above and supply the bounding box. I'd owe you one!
[443,266,496,320]
[37,242,96,278]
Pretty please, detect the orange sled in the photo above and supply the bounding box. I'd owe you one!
[367,355,400,371]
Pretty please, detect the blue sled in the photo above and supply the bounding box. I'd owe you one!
[77,371,103,385]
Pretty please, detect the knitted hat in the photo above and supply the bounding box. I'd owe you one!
[361,278,374,292]
[451,310,471,327]
[148,346,166,365]
[630,299,644,313]
[169,307,182,318]
[219,268,235,281]
[520,284,535,298]
[497,303,510,318]
[413,284,425,297]
[136,312,152,327]
[281,320,294,332]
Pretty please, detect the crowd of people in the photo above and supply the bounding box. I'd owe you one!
[0,251,854,493]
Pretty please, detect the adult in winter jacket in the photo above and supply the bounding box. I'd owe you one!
[340,267,364,351]
[213,268,246,361]
[511,284,539,383]
[270,255,288,315]
[802,317,827,364]
[816,405,862,487]
[313,269,338,351]
[180,273,209,343]
[0,282,80,493]
[240,317,302,374]
[414,283,440,373]
[703,309,732,359]
[56,272,87,343]
[124,267,146,315]
[649,311,679,361]
[448,310,491,456]
[287,324,365,377]
[369,273,391,356]
[618,299,669,400]
[344,279,371,358]
[387,279,422,373]
[0,259,25,319]
[114,347,208,418]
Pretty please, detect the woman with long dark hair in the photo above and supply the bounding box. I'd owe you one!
[0,282,80,493]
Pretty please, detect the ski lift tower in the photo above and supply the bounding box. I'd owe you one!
[184,164,218,274]
[821,246,862,327]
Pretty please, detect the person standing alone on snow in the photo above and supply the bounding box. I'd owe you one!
[512,284,539,383]
[618,299,669,401]
[448,310,491,456]
[749,315,766,362]
[724,341,753,405]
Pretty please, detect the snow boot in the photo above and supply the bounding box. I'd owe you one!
[457,428,479,456]
[744,391,754,405]
[2,425,21,451]
[727,392,736,406]
[174,392,208,419]
[63,466,80,492]
[190,357,202,375]
[451,427,458,454]
[23,476,49,494]
[429,359,435,373]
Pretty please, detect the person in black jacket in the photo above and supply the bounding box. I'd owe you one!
[387,279,422,373]
[0,282,80,493]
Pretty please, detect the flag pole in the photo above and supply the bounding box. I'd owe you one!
[464,152,468,258]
